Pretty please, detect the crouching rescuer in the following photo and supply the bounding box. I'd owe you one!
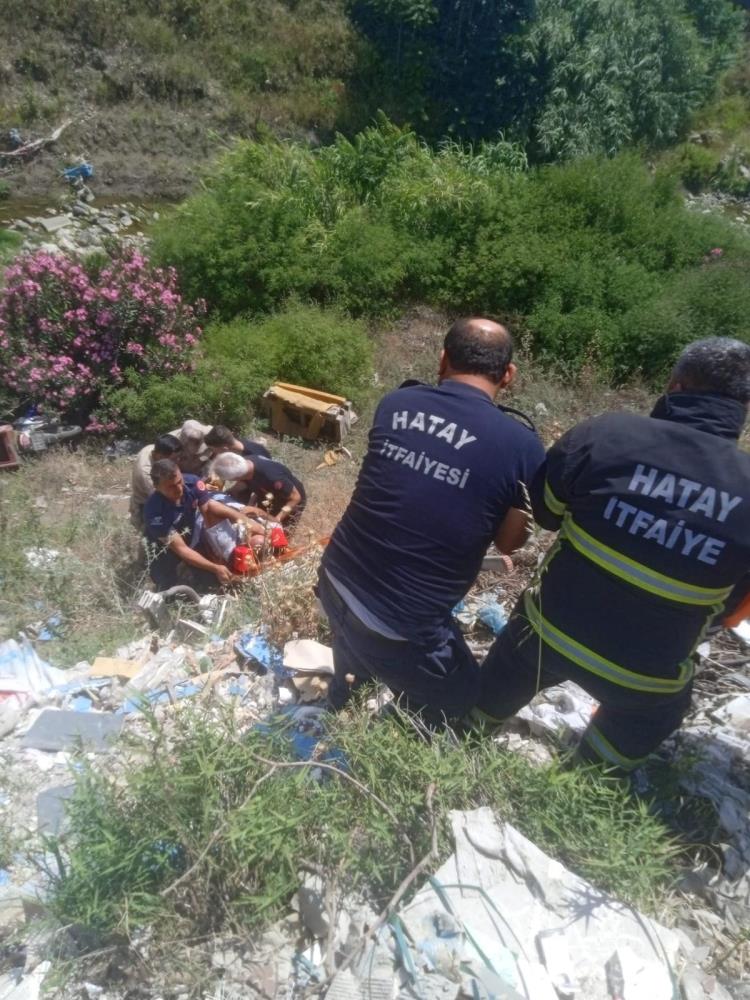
[143,459,259,590]
[475,338,750,772]
[317,317,546,723]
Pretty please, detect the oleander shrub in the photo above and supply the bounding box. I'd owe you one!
[0,248,204,427]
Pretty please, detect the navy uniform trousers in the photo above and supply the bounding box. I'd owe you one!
[476,597,693,771]
[316,571,480,724]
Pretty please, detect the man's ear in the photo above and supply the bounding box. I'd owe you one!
[498,362,517,390]
[438,349,448,380]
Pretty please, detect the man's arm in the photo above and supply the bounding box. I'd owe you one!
[201,499,250,524]
[276,486,302,523]
[167,532,233,585]
[495,430,547,551]
[494,507,533,554]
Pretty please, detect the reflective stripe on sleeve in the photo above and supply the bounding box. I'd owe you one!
[561,514,732,608]
[524,589,693,694]
[544,480,567,516]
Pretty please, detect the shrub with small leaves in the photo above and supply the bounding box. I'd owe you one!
[0,248,204,428]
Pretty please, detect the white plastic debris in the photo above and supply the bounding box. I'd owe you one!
[712,694,750,734]
[731,619,750,645]
[393,808,682,1000]
[516,682,596,739]
[283,639,335,676]
[0,640,68,701]
[0,961,50,1000]
[24,548,60,570]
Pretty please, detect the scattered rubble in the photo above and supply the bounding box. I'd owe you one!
[3,197,148,259]
[0,569,747,998]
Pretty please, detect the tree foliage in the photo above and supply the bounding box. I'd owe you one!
[348,0,744,156]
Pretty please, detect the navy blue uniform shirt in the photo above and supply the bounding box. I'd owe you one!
[322,379,546,643]
[247,456,306,513]
[143,474,211,548]
[240,437,271,460]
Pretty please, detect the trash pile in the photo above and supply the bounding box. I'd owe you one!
[0,571,747,999]
[232,808,724,1000]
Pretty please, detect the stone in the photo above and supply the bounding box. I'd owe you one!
[71,203,93,218]
[296,874,328,939]
[10,220,30,232]
[36,784,75,835]
[119,214,133,228]
[680,965,706,1000]
[97,221,119,235]
[21,710,123,752]
[37,215,71,234]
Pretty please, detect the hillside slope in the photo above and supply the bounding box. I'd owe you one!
[0,0,355,198]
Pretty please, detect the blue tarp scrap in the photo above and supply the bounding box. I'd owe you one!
[477,600,507,636]
[235,631,292,679]
[117,680,203,715]
[36,613,63,642]
[254,704,347,770]
[62,162,93,181]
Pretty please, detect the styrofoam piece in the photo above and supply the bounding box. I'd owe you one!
[283,639,335,676]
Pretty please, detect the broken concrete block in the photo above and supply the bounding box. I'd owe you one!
[21,710,122,752]
[296,874,328,939]
[37,216,70,234]
[36,784,75,835]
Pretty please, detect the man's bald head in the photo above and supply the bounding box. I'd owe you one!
[443,317,513,384]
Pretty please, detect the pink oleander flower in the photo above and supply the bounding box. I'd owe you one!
[0,247,202,430]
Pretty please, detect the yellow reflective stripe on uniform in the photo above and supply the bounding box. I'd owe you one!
[582,725,649,771]
[561,514,732,608]
[524,590,693,694]
[544,480,567,516]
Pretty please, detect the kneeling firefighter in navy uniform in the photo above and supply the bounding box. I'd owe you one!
[476,337,750,771]
[317,317,546,723]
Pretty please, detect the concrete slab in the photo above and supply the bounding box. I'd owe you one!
[37,215,71,234]
[21,710,122,752]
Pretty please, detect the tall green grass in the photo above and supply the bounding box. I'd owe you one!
[48,705,679,942]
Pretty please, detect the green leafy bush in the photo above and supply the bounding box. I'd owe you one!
[667,143,721,193]
[205,302,373,403]
[100,357,272,439]
[154,124,750,381]
[105,302,372,436]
